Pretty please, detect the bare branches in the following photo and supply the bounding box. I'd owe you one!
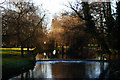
[0,0,6,4]
[2,1,47,49]
[66,1,85,20]
[0,0,6,11]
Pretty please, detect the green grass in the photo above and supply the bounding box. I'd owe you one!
[2,56,35,79]
[1,55,33,66]
[2,47,35,68]
[1,48,36,79]
[0,48,35,50]
[2,56,35,68]
[0,48,35,56]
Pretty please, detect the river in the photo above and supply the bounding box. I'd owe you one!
[9,59,110,80]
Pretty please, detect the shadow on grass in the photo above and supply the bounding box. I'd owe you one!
[2,55,35,80]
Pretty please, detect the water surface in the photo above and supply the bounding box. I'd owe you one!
[9,60,109,79]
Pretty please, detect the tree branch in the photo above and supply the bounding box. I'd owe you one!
[68,1,85,20]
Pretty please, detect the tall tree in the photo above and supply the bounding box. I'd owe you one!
[68,1,113,59]
[49,13,88,58]
[112,1,120,52]
[2,1,46,56]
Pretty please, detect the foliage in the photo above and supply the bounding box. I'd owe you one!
[2,1,47,56]
[49,13,89,57]
[67,1,120,57]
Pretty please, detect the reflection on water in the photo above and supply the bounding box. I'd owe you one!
[33,62,52,78]
[10,61,109,79]
[85,62,108,78]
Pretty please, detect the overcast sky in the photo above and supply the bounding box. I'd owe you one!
[2,0,116,29]
[32,0,74,29]
[33,0,72,17]
[0,0,74,29]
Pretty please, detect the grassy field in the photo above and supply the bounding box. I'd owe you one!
[2,56,35,79]
[0,48,35,56]
[1,48,36,80]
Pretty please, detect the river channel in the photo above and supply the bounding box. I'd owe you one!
[9,59,110,80]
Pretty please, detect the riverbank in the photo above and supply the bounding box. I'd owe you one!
[2,55,35,80]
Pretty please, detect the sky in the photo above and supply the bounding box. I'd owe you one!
[31,0,115,28]
[1,0,116,29]
[0,0,74,29]
[32,0,74,29]
[33,0,72,17]
[1,0,73,16]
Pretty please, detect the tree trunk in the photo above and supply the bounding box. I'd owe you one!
[21,47,24,57]
[82,2,112,57]
[27,47,29,51]
[21,73,24,80]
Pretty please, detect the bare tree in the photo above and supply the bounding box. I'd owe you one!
[2,1,46,57]
[67,1,115,59]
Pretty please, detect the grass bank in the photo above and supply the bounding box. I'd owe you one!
[1,48,36,80]
[2,56,35,80]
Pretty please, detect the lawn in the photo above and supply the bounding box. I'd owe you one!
[0,48,35,56]
[2,56,35,79]
[1,48,36,80]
